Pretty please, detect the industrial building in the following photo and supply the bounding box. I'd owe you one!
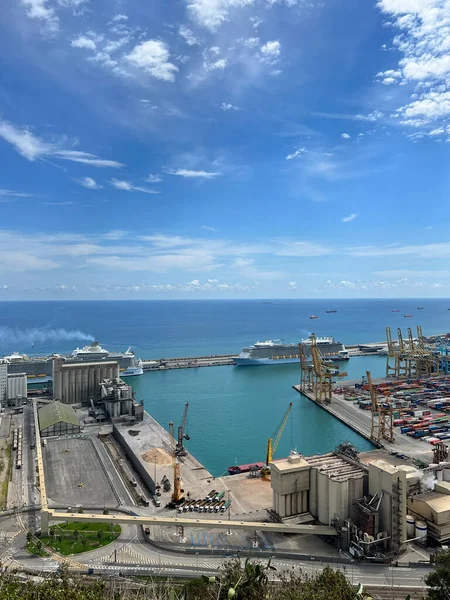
[52,357,119,404]
[100,377,144,421]
[0,362,7,406]
[6,373,27,407]
[408,481,450,545]
[271,452,310,518]
[38,401,81,437]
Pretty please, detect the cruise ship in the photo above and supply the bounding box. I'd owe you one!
[2,341,143,382]
[235,336,349,366]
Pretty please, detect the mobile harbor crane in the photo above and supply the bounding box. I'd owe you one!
[176,402,190,457]
[261,402,292,479]
[168,421,184,506]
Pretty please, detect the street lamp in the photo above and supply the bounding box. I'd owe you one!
[195,552,199,573]
[227,489,231,536]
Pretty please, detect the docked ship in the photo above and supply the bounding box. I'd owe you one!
[235,336,349,366]
[2,341,143,382]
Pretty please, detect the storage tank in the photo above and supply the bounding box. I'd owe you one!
[415,520,427,541]
[406,515,415,538]
[317,470,329,524]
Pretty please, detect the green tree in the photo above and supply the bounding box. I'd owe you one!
[97,529,103,543]
[26,531,32,543]
[426,549,450,599]
[36,540,42,554]
[73,529,79,541]
[79,533,87,550]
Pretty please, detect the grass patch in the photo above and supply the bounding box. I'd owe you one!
[41,522,121,556]
[27,540,48,557]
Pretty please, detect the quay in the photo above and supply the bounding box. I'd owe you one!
[292,384,434,463]
[141,354,237,371]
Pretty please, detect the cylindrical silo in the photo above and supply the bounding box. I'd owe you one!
[415,520,427,541]
[317,470,329,524]
[406,515,415,538]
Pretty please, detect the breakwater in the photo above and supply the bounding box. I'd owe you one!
[141,354,237,371]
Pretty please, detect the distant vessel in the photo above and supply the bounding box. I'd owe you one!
[262,301,275,305]
[326,310,337,313]
[404,314,413,318]
[227,462,265,475]
[417,307,424,310]
[392,309,400,312]
[310,315,319,319]
[236,337,349,366]
[2,341,143,381]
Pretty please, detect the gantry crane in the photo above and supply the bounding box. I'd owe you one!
[299,343,314,392]
[367,371,394,444]
[385,327,399,378]
[175,402,190,457]
[309,333,347,403]
[261,402,292,479]
[169,420,184,506]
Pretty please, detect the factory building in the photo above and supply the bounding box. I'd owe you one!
[0,362,7,406]
[6,373,27,407]
[408,481,450,545]
[38,401,81,437]
[271,452,310,518]
[308,453,366,525]
[52,357,119,404]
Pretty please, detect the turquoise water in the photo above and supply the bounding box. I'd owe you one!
[0,299,425,476]
[132,355,384,476]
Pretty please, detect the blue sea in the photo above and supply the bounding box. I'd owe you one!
[1,299,449,475]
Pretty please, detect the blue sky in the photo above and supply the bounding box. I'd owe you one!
[1,0,450,299]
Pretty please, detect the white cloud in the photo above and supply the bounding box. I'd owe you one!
[78,177,103,189]
[341,133,351,139]
[0,189,32,198]
[178,25,200,46]
[20,0,59,33]
[146,174,162,183]
[286,147,306,160]
[259,40,281,63]
[203,48,228,71]
[0,120,124,167]
[341,213,358,223]
[0,251,59,273]
[356,111,384,122]
[221,102,239,111]
[111,14,128,22]
[110,179,160,194]
[164,169,221,179]
[71,36,97,50]
[376,0,450,126]
[288,281,297,290]
[187,0,255,31]
[126,40,178,82]
[44,201,74,205]
[202,225,217,232]
[274,240,331,257]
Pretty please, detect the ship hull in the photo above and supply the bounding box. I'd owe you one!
[235,357,300,366]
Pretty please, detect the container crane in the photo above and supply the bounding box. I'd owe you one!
[367,371,394,444]
[169,420,184,506]
[261,402,292,479]
[175,402,190,457]
[309,333,347,403]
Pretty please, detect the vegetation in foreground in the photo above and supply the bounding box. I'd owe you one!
[0,560,381,600]
[27,522,121,556]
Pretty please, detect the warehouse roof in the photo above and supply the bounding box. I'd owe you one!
[411,492,450,513]
[39,401,79,430]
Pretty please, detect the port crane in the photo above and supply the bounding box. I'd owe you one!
[299,343,314,392]
[175,402,190,457]
[169,421,184,506]
[367,371,394,444]
[309,333,347,403]
[261,402,292,479]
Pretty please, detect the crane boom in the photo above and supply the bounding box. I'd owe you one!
[266,402,292,465]
[176,402,190,457]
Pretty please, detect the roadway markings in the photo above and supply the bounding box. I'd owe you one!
[388,567,413,572]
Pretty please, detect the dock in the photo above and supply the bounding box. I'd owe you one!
[292,384,434,463]
[141,354,237,371]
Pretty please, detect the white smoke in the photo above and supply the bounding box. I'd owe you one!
[422,472,437,491]
[0,327,94,346]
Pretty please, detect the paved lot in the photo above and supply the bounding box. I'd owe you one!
[43,437,117,508]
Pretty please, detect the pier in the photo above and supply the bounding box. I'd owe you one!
[141,354,237,371]
[292,384,434,463]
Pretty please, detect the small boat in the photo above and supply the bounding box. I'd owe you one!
[326,310,337,313]
[417,307,424,310]
[392,309,400,312]
[404,314,413,318]
[309,315,319,319]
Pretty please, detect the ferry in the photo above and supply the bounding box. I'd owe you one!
[392,309,400,312]
[404,314,413,318]
[326,310,337,313]
[309,315,319,319]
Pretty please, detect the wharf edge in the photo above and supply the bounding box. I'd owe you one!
[292,384,382,449]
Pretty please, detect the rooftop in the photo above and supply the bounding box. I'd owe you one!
[39,401,79,430]
[410,491,450,513]
[306,452,366,481]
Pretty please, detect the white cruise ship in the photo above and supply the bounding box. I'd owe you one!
[235,336,348,366]
[70,342,144,376]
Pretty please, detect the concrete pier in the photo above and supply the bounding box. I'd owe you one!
[292,385,434,463]
[141,354,237,371]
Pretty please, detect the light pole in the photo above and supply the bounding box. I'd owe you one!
[195,552,199,573]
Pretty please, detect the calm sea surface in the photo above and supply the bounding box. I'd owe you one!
[1,299,449,475]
